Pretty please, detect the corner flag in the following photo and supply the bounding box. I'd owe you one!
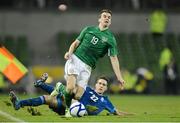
[0,44,28,84]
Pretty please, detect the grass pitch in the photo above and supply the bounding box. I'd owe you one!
[0,94,180,122]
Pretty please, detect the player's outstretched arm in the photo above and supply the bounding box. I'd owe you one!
[114,109,136,116]
[110,55,125,90]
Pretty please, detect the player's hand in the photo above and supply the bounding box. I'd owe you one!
[64,52,71,60]
[115,109,136,116]
[118,79,125,90]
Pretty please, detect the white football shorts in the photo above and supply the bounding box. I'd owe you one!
[64,54,92,89]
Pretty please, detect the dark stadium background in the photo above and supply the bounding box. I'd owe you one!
[0,0,180,95]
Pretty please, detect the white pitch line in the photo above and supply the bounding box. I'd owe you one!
[0,110,26,122]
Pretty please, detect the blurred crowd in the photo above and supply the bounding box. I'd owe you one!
[0,0,180,95]
[0,0,180,12]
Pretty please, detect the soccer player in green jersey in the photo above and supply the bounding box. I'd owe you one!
[63,9,125,116]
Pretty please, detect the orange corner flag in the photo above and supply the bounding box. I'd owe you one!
[0,44,28,84]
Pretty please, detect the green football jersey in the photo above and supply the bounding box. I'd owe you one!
[74,26,118,69]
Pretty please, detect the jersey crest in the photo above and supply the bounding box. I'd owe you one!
[100,97,105,102]
[102,36,108,43]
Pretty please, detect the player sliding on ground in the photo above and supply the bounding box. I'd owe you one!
[9,73,131,116]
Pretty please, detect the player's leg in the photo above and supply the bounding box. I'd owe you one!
[50,82,66,96]
[19,96,45,107]
[63,54,91,117]
[64,55,79,108]
[9,91,45,110]
[9,91,21,110]
[64,69,90,117]
[46,94,66,115]
[75,69,91,100]
[74,86,85,100]
[34,73,54,94]
[51,79,85,117]
[34,73,48,87]
[64,74,76,108]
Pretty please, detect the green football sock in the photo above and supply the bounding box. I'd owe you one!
[64,91,73,108]
[58,84,66,95]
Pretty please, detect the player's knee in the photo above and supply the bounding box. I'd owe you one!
[66,85,74,93]
[43,95,53,104]
[74,93,81,100]
[66,74,77,93]
[74,87,84,100]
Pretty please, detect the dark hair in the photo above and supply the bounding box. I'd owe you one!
[96,75,109,84]
[100,9,112,16]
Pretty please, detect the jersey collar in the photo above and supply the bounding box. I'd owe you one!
[96,26,108,32]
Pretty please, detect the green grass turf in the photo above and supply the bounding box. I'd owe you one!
[0,94,180,122]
